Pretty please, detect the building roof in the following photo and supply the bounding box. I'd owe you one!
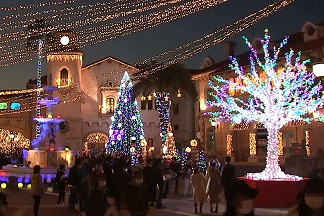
[27,75,48,85]
[82,56,139,70]
[195,28,324,77]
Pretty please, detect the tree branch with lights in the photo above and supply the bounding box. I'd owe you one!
[207,29,324,180]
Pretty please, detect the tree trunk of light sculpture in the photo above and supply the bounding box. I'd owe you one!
[155,92,171,144]
[207,29,324,181]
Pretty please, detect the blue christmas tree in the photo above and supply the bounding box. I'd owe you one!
[197,150,207,172]
[107,71,146,157]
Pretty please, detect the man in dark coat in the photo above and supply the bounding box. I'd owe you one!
[142,158,156,207]
[221,156,236,211]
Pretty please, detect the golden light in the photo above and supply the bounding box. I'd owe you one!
[86,133,108,144]
[162,145,168,154]
[141,140,147,147]
[27,184,31,189]
[140,95,146,101]
[153,92,157,97]
[211,121,216,127]
[130,147,135,153]
[185,147,191,153]
[200,103,207,111]
[177,89,182,98]
[305,130,310,156]
[313,62,324,77]
[277,132,283,156]
[47,187,53,193]
[168,132,173,137]
[190,139,197,147]
[147,95,152,100]
[226,134,233,156]
[0,183,6,189]
[249,133,256,156]
[47,114,53,118]
[18,183,23,189]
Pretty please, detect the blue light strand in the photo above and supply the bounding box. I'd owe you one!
[35,39,43,139]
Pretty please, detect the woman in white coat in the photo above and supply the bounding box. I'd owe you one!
[190,166,207,214]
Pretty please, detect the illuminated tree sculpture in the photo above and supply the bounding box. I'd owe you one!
[107,71,146,157]
[162,122,177,159]
[207,29,324,180]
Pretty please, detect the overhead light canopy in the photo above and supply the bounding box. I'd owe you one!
[313,62,324,77]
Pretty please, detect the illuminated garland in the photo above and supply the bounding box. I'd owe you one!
[249,133,256,156]
[86,133,109,144]
[230,122,250,130]
[0,129,30,154]
[226,134,233,156]
[0,0,291,69]
[0,0,227,67]
[155,92,171,143]
[305,130,310,156]
[277,132,283,156]
[35,39,44,139]
[207,29,323,180]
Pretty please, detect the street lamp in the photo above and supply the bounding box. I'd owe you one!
[313,61,324,77]
[60,36,70,46]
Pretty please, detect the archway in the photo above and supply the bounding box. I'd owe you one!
[86,133,109,153]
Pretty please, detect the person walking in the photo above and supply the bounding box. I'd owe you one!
[221,156,236,211]
[143,158,157,207]
[31,165,44,216]
[206,160,221,213]
[56,164,66,204]
[190,167,207,214]
[182,164,192,196]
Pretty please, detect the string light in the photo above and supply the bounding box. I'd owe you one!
[226,134,233,156]
[135,0,295,79]
[162,122,177,160]
[156,92,172,143]
[208,29,321,181]
[0,129,30,154]
[35,39,44,139]
[86,133,108,144]
[249,133,256,156]
[278,132,283,156]
[305,130,310,156]
[230,122,250,130]
[0,0,228,67]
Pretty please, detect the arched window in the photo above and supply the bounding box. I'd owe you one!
[60,68,69,86]
[106,97,115,113]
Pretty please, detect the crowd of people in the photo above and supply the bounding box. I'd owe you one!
[0,152,322,216]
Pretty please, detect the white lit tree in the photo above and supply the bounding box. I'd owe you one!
[207,29,324,180]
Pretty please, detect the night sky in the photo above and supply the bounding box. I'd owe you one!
[0,0,324,90]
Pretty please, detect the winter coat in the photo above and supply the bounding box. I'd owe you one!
[190,172,207,204]
[31,174,44,196]
[205,167,221,203]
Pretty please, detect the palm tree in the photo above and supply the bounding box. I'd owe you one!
[133,63,198,153]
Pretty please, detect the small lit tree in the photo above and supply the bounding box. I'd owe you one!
[207,29,324,180]
[163,122,177,159]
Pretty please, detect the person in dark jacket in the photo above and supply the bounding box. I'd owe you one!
[68,159,81,211]
[221,156,237,211]
[143,158,156,207]
[56,165,66,204]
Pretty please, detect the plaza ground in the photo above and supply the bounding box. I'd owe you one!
[6,189,289,216]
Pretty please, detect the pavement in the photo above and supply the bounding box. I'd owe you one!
[4,188,289,216]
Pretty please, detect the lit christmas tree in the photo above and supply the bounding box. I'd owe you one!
[197,150,207,172]
[207,29,324,180]
[162,122,177,160]
[107,71,146,157]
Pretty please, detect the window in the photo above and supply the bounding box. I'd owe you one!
[173,103,179,114]
[206,127,215,151]
[60,68,69,86]
[10,102,21,110]
[174,125,179,130]
[106,97,115,113]
[0,103,8,110]
[147,99,153,110]
[141,100,147,110]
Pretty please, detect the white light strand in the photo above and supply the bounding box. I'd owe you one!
[0,0,228,67]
